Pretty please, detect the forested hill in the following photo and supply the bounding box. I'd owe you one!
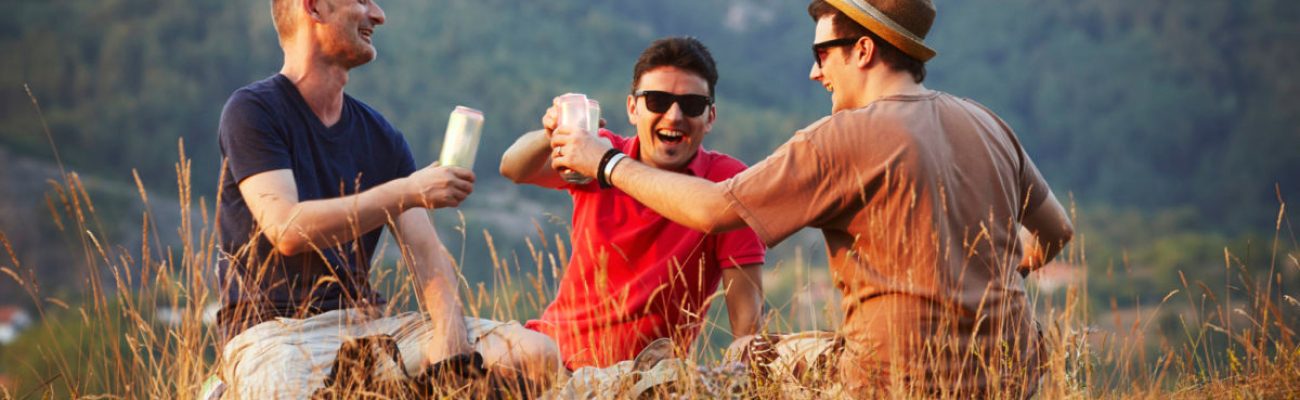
[1,0,1297,232]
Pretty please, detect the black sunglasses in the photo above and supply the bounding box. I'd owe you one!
[811,37,861,68]
[633,90,713,117]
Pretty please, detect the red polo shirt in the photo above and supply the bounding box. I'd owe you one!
[525,131,767,369]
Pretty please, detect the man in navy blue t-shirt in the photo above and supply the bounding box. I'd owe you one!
[213,0,559,397]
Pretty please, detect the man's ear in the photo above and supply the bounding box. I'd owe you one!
[626,94,638,126]
[302,0,323,22]
[854,36,876,69]
[703,103,717,135]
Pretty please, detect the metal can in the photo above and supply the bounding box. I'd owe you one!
[438,105,484,170]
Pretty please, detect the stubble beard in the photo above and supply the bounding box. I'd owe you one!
[321,28,375,69]
[335,42,375,70]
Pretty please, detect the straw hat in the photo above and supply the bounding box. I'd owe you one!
[824,0,937,61]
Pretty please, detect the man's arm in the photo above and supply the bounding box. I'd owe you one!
[722,264,763,339]
[499,129,566,189]
[548,124,746,234]
[1018,191,1074,274]
[238,164,474,256]
[613,159,747,234]
[392,208,473,361]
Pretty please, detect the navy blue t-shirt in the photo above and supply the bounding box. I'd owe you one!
[216,74,417,339]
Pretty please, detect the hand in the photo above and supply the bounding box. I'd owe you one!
[549,124,612,178]
[406,162,475,209]
[1017,226,1044,277]
[541,104,559,136]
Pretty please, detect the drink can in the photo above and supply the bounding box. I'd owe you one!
[438,106,484,170]
[556,93,589,132]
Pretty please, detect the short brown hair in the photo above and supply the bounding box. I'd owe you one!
[631,37,719,98]
[807,0,927,83]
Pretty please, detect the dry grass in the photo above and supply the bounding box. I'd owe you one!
[0,136,1296,399]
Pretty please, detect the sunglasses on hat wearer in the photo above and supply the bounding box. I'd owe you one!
[633,90,713,117]
[811,37,862,68]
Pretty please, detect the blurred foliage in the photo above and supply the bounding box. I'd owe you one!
[0,301,128,398]
[1,0,1295,228]
[926,0,1300,230]
[0,0,1298,386]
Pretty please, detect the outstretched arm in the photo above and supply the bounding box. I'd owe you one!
[499,129,566,189]
[502,104,612,189]
[606,156,746,234]
[237,163,475,256]
[547,119,746,234]
[1018,191,1073,274]
[392,208,473,361]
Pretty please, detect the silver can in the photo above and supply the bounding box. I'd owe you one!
[438,106,484,170]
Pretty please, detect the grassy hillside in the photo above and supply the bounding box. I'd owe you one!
[0,0,1298,397]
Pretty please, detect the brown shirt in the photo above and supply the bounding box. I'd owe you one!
[725,90,1049,395]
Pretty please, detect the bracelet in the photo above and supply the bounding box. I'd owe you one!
[597,149,626,189]
[605,153,627,186]
[596,148,621,188]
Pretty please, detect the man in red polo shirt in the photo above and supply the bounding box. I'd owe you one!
[500,36,766,370]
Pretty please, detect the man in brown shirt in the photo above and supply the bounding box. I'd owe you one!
[547,0,1074,397]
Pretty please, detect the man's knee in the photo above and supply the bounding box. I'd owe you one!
[505,328,562,377]
[475,322,562,381]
